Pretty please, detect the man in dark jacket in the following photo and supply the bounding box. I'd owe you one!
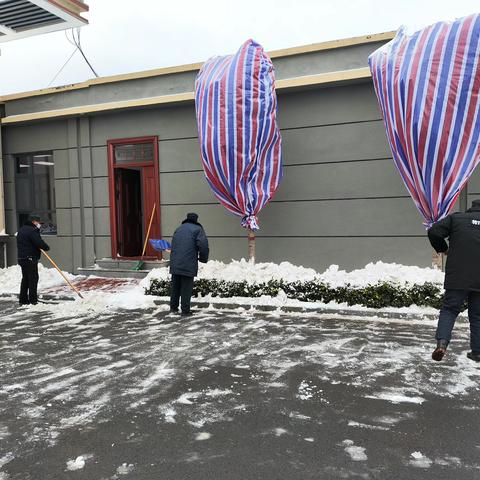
[169,213,209,315]
[428,199,480,362]
[17,215,50,305]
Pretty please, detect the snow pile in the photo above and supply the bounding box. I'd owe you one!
[141,258,318,287]
[0,264,79,295]
[143,259,444,289]
[66,456,86,471]
[318,262,444,288]
[29,285,158,317]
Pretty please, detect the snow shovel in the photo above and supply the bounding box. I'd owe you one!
[133,203,156,271]
[40,249,84,299]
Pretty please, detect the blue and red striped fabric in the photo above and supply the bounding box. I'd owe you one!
[194,39,283,231]
[369,14,480,226]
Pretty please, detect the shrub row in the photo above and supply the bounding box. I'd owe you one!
[145,277,444,309]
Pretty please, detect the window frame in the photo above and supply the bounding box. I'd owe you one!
[13,151,57,235]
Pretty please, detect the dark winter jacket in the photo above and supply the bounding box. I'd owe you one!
[17,222,50,261]
[428,204,480,291]
[169,219,209,277]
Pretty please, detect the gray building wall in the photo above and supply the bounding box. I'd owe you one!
[1,80,449,273]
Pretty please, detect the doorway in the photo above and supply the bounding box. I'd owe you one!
[108,137,161,259]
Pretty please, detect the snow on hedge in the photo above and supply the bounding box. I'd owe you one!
[141,259,444,289]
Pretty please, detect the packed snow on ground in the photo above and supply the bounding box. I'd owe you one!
[0,264,79,295]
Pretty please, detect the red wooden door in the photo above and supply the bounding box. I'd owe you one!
[108,136,161,260]
[142,165,160,258]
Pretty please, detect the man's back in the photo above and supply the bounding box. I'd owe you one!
[170,220,209,277]
[17,223,49,260]
[428,206,480,291]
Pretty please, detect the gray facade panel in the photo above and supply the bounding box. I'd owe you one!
[56,208,72,236]
[4,182,15,210]
[281,120,391,165]
[160,171,213,205]
[158,138,201,173]
[273,42,386,80]
[68,148,79,178]
[89,177,109,207]
[53,149,70,179]
[3,121,69,153]
[54,179,71,209]
[3,155,15,182]
[95,236,113,260]
[278,160,407,201]
[161,198,426,238]
[90,105,198,145]
[91,146,108,177]
[5,209,16,234]
[277,83,381,129]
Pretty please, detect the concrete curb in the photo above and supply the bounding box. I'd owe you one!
[152,299,439,321]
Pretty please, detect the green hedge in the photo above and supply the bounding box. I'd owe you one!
[145,277,444,309]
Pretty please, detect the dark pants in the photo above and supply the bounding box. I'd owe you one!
[436,289,480,354]
[18,258,39,305]
[170,274,194,313]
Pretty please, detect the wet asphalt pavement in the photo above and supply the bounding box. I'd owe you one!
[1,298,480,480]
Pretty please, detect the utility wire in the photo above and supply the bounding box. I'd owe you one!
[47,29,99,87]
[72,27,99,78]
[47,47,78,87]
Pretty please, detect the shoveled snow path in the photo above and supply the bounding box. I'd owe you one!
[0,299,479,479]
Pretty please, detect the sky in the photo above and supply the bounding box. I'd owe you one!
[0,0,478,95]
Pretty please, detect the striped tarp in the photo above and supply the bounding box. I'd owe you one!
[195,39,282,231]
[369,14,480,226]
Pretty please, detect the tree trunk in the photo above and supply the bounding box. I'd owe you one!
[248,229,256,263]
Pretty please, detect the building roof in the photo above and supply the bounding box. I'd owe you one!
[0,30,396,124]
[0,0,88,43]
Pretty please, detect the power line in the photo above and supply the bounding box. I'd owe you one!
[47,47,78,87]
[72,27,99,78]
[47,28,99,87]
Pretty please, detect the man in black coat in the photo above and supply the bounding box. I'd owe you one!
[16,215,50,305]
[428,199,480,362]
[169,213,209,315]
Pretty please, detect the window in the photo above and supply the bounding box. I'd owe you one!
[114,143,154,164]
[14,152,56,235]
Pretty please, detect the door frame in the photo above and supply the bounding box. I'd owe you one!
[107,136,161,259]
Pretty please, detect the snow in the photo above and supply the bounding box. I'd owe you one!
[342,440,368,461]
[0,264,79,294]
[66,456,86,471]
[0,259,446,317]
[195,432,212,441]
[116,463,135,475]
[142,259,444,289]
[410,451,433,468]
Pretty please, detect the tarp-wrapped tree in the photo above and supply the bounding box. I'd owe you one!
[195,39,283,261]
[369,14,480,266]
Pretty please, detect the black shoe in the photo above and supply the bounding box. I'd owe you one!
[169,309,179,314]
[467,351,480,362]
[432,339,448,361]
[181,311,193,317]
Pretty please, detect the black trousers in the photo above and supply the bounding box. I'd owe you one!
[170,274,194,313]
[18,258,39,305]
